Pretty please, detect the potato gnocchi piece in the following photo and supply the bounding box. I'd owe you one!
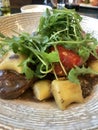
[33,80,51,101]
[89,60,98,72]
[0,51,26,73]
[51,80,84,110]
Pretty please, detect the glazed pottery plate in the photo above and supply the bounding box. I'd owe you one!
[0,12,98,130]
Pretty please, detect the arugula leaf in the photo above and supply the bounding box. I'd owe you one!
[78,46,90,62]
[68,66,98,84]
[20,57,35,79]
[41,51,59,63]
[0,32,6,38]
[0,8,98,82]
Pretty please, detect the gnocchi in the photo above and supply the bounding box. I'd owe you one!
[51,79,84,110]
[89,60,98,72]
[33,80,52,101]
[0,51,26,73]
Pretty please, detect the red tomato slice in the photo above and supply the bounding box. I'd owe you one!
[53,45,83,76]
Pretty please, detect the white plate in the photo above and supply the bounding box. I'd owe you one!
[20,4,52,13]
[0,12,98,130]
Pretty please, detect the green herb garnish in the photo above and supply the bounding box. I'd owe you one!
[0,8,98,83]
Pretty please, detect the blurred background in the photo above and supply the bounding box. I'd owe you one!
[0,0,98,18]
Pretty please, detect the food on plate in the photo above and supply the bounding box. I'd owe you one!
[0,51,26,73]
[89,60,98,72]
[0,8,98,110]
[0,70,32,99]
[51,80,84,110]
[52,45,83,76]
[33,80,51,100]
